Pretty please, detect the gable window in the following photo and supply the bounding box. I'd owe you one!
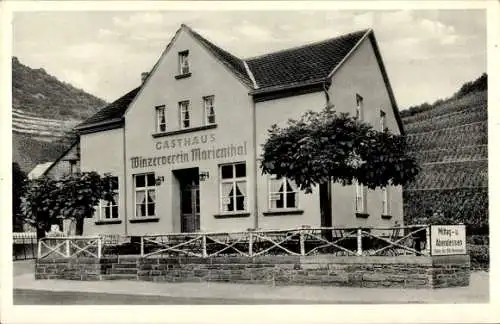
[220,163,247,212]
[355,94,364,120]
[134,173,156,217]
[99,176,119,219]
[268,175,298,210]
[382,187,390,215]
[156,105,166,132]
[178,51,190,75]
[355,181,367,214]
[179,101,190,129]
[380,109,387,131]
[203,96,216,125]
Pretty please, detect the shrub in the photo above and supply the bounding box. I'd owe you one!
[468,244,489,271]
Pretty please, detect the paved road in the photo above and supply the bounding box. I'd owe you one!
[13,289,347,305]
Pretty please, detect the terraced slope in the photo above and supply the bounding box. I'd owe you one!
[402,88,488,231]
[12,57,106,172]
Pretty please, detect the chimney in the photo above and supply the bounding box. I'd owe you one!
[141,72,149,84]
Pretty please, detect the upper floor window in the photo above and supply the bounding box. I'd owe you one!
[380,110,387,131]
[204,95,216,125]
[156,105,166,133]
[179,100,190,129]
[178,51,190,75]
[134,173,156,218]
[220,162,247,213]
[355,94,364,120]
[268,175,298,210]
[99,176,119,220]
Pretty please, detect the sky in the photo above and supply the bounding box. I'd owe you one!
[12,9,487,109]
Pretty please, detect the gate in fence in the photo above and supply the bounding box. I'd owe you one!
[13,232,37,260]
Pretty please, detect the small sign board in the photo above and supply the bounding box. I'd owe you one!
[430,225,466,256]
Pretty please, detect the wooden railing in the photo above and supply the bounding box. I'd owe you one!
[37,225,431,259]
[38,236,102,259]
[139,225,430,258]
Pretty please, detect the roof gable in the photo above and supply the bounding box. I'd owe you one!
[246,30,368,91]
[184,25,253,88]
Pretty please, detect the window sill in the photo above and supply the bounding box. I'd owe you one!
[175,73,192,80]
[263,209,304,216]
[355,212,370,219]
[95,219,122,225]
[129,217,160,223]
[214,212,250,219]
[152,124,217,138]
[381,214,393,220]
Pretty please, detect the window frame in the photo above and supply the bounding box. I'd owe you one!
[219,162,247,213]
[355,93,364,121]
[98,176,119,220]
[382,186,390,215]
[178,50,190,75]
[268,175,299,210]
[355,181,367,213]
[380,109,387,131]
[155,105,167,133]
[179,100,190,129]
[203,95,216,125]
[133,173,156,218]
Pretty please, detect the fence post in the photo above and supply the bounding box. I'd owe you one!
[65,239,70,258]
[299,230,305,256]
[357,228,363,256]
[140,236,144,257]
[249,232,253,257]
[97,237,102,258]
[425,225,431,256]
[37,239,42,259]
[202,234,207,258]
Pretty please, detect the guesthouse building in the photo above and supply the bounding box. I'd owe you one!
[74,24,405,236]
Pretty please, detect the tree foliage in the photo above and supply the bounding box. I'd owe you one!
[260,106,420,193]
[12,162,27,231]
[21,172,115,237]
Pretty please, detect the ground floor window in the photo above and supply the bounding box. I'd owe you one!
[220,162,247,212]
[268,175,298,209]
[99,176,119,219]
[134,173,156,217]
[382,186,390,215]
[355,181,367,213]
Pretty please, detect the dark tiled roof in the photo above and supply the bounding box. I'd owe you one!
[246,30,368,90]
[76,87,140,129]
[184,26,253,88]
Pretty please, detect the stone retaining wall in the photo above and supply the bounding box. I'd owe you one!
[35,255,470,288]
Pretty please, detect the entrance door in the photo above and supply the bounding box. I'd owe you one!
[181,181,200,233]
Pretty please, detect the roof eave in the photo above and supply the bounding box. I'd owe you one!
[75,117,124,133]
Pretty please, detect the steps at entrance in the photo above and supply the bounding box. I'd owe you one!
[108,257,139,278]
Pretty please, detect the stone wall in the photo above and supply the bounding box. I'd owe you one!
[35,254,470,289]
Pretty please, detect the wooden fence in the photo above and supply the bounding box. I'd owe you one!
[37,225,430,259]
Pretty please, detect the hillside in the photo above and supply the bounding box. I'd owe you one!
[12,57,106,172]
[401,75,488,232]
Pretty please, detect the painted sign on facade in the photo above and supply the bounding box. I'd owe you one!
[130,141,248,169]
[430,225,466,256]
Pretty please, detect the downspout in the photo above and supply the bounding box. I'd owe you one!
[122,122,128,236]
[252,99,259,230]
[244,60,260,230]
[322,80,333,229]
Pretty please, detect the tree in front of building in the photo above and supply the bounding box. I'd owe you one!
[260,106,419,205]
[12,162,27,232]
[21,172,115,238]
